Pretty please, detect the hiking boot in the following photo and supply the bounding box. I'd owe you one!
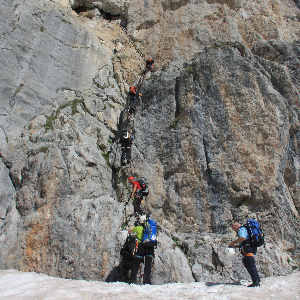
[248,281,260,287]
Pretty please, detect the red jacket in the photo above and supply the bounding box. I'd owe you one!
[132,181,141,190]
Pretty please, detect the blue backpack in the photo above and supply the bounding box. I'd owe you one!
[243,219,264,247]
[142,219,157,247]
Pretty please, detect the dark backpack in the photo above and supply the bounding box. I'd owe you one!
[139,177,149,196]
[120,235,137,260]
[142,219,157,247]
[121,130,129,139]
[243,219,264,247]
[121,131,133,144]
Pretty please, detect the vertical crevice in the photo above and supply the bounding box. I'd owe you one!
[174,77,180,118]
[203,138,212,179]
[212,247,225,271]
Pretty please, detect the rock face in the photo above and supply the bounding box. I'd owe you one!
[129,39,300,281]
[127,0,300,67]
[0,159,15,227]
[0,0,141,281]
[0,0,300,285]
[55,0,129,16]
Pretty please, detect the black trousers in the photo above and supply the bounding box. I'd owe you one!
[129,99,137,115]
[120,259,132,282]
[129,244,154,284]
[121,146,131,161]
[242,245,260,282]
[145,65,153,72]
[133,194,143,214]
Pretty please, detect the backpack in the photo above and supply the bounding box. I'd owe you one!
[142,219,157,247]
[138,177,149,196]
[243,219,264,247]
[130,86,136,94]
[122,130,129,140]
[146,59,154,64]
[121,131,133,143]
[120,235,137,260]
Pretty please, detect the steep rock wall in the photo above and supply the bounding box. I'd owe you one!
[127,40,300,281]
[0,0,193,283]
[0,0,142,281]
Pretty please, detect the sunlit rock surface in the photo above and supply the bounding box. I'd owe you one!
[0,0,300,284]
[127,0,300,67]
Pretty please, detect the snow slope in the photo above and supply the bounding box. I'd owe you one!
[0,270,299,299]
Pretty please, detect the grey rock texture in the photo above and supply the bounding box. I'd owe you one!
[0,0,142,143]
[0,160,15,228]
[152,233,195,284]
[0,0,141,282]
[0,104,124,279]
[1,0,300,285]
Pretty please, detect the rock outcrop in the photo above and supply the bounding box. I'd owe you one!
[0,0,300,285]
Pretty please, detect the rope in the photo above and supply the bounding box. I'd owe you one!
[121,27,146,61]
[112,26,154,219]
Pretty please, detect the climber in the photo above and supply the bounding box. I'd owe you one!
[119,232,138,282]
[128,176,143,215]
[120,129,134,166]
[128,86,142,116]
[128,215,155,284]
[229,222,261,287]
[144,58,154,74]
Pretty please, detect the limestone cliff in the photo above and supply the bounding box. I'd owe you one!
[0,0,300,284]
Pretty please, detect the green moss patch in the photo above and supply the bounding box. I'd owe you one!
[170,115,182,129]
[44,98,85,131]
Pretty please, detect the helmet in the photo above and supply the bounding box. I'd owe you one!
[128,176,134,181]
[139,215,146,224]
[226,248,236,257]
